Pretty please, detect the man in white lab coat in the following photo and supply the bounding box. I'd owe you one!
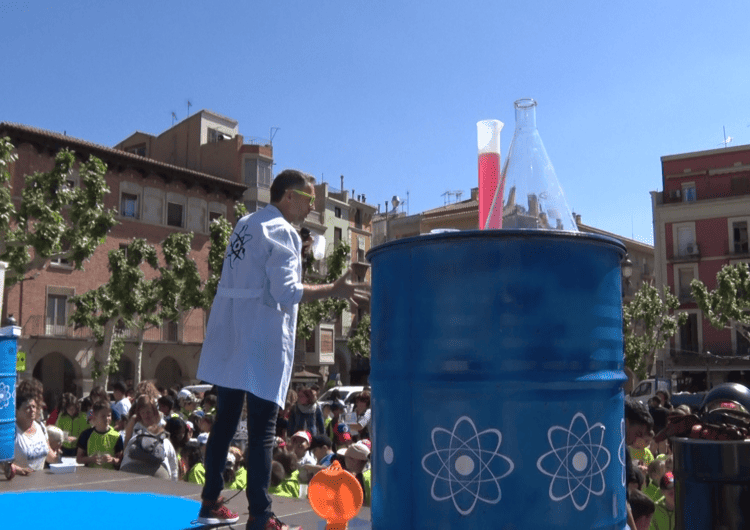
[195,170,369,530]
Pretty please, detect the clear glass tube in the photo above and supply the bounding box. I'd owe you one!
[477,119,504,230]
[485,99,577,231]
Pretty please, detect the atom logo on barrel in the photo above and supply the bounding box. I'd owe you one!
[0,382,13,410]
[536,412,610,511]
[421,415,514,516]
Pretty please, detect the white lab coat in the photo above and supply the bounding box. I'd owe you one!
[197,205,304,408]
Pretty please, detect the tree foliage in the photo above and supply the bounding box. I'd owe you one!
[297,242,351,341]
[347,313,371,358]
[69,239,160,386]
[623,283,687,380]
[0,137,117,286]
[691,262,750,344]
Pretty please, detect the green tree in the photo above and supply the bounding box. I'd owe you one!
[623,283,687,380]
[347,313,370,358]
[691,262,750,346]
[297,242,351,341]
[70,224,234,388]
[0,137,117,287]
[69,239,160,388]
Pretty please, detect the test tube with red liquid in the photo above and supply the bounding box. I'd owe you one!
[477,120,503,229]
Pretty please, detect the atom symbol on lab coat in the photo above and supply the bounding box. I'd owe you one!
[536,412,610,511]
[421,416,514,516]
[226,225,252,269]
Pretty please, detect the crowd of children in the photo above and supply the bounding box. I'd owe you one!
[626,391,684,530]
[11,377,374,505]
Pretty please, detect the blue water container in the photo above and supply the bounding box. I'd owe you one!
[367,230,627,529]
[673,437,750,529]
[0,326,20,465]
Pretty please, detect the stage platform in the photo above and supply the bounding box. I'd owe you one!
[0,465,371,530]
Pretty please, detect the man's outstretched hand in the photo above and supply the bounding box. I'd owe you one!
[332,268,371,307]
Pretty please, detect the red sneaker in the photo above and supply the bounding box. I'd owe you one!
[197,497,240,525]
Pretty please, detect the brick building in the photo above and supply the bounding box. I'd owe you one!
[652,143,750,389]
[115,109,273,214]
[0,122,245,402]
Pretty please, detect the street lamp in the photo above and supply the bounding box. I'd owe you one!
[622,255,633,295]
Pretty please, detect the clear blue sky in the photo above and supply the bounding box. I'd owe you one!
[3,1,750,245]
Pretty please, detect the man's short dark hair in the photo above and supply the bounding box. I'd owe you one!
[270,169,315,203]
[625,398,654,430]
[628,488,655,519]
[113,381,127,394]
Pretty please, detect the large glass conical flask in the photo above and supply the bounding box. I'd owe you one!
[485,99,578,232]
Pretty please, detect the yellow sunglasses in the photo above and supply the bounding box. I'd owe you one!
[292,189,315,206]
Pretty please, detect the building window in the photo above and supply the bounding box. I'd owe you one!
[682,183,696,202]
[163,319,179,342]
[732,221,749,254]
[50,256,71,268]
[187,197,207,233]
[121,192,139,219]
[677,268,695,301]
[167,202,184,228]
[675,225,696,257]
[335,207,342,219]
[65,169,79,189]
[208,128,231,143]
[208,202,227,228]
[46,294,68,336]
[126,145,146,157]
[143,187,164,225]
[678,313,700,354]
[730,176,750,195]
[334,227,342,247]
[258,160,272,188]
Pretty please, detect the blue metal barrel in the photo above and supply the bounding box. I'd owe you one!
[0,326,20,464]
[367,230,627,529]
[673,437,750,528]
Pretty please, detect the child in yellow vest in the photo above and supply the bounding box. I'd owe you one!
[76,400,123,470]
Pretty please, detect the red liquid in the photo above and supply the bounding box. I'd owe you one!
[478,152,503,229]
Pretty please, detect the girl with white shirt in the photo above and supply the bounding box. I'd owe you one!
[120,395,178,481]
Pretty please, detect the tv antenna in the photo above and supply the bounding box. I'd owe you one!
[721,126,733,148]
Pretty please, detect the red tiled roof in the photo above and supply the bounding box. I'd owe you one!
[0,122,247,198]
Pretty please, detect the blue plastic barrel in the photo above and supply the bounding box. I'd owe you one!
[0,326,20,465]
[367,230,627,529]
[673,437,750,529]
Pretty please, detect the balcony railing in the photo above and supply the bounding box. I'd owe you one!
[23,315,202,343]
[24,316,95,339]
[672,243,700,262]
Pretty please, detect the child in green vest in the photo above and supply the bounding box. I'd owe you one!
[650,472,676,530]
[184,442,206,485]
[76,400,124,470]
[56,392,90,457]
[268,450,301,498]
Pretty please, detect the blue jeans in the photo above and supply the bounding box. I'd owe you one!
[202,386,279,528]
